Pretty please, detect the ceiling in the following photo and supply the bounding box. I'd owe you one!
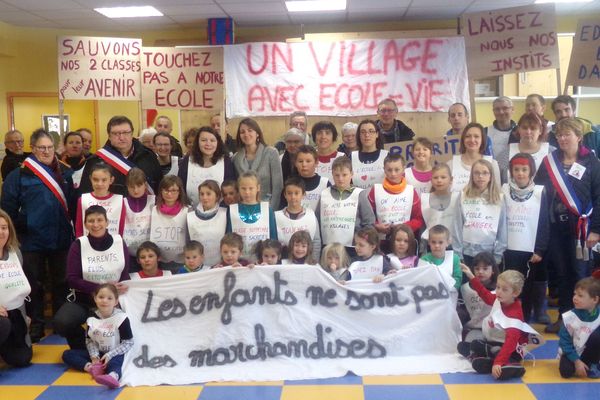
[0,0,598,31]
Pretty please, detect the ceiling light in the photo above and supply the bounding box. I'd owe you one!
[94,6,163,18]
[535,0,592,4]
[286,0,347,12]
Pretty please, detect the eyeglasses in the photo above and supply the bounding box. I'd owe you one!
[109,131,132,137]
[360,130,378,136]
[555,131,575,139]
[162,188,180,194]
[34,145,54,152]
[378,108,397,114]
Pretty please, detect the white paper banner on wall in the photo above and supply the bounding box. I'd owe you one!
[119,265,471,386]
[224,38,470,117]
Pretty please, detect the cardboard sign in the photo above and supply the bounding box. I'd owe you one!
[224,38,469,117]
[141,46,224,110]
[58,36,142,100]
[566,20,600,88]
[462,4,559,78]
[384,135,461,167]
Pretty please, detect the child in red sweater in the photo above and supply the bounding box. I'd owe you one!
[457,267,543,380]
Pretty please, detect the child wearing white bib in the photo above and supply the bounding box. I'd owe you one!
[287,145,329,212]
[418,225,462,291]
[123,168,155,269]
[348,227,392,282]
[130,241,172,279]
[404,137,434,197]
[387,224,418,270]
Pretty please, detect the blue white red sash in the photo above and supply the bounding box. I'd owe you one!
[544,151,593,259]
[96,146,154,195]
[23,157,69,214]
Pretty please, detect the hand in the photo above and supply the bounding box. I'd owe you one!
[492,364,502,379]
[114,282,128,295]
[246,263,255,269]
[329,263,338,272]
[232,262,242,268]
[460,263,474,279]
[0,305,7,318]
[100,354,111,365]
[586,232,600,249]
[529,253,542,263]
[91,356,101,364]
[372,274,384,283]
[574,359,589,378]
[374,222,390,234]
[386,269,398,275]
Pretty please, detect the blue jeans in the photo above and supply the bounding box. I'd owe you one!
[62,349,124,377]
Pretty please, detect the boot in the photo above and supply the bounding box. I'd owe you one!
[545,315,563,334]
[532,281,551,325]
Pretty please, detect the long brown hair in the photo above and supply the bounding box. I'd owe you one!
[0,209,19,253]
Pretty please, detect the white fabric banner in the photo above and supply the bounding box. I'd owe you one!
[119,265,471,386]
[224,38,469,117]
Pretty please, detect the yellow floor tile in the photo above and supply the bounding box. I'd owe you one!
[522,359,600,384]
[446,384,536,400]
[362,374,443,385]
[205,380,283,386]
[117,385,203,400]
[281,385,364,400]
[51,369,100,386]
[0,386,48,400]
[31,345,68,364]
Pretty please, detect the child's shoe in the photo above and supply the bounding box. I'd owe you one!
[89,363,104,378]
[95,373,120,389]
[472,357,493,374]
[498,364,525,380]
[587,363,600,379]
[457,342,472,358]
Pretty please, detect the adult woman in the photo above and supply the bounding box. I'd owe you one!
[1,129,75,342]
[351,119,388,189]
[507,112,553,178]
[535,118,600,333]
[448,122,500,192]
[232,118,283,209]
[153,132,179,176]
[0,210,32,367]
[313,121,344,184]
[54,205,130,349]
[61,131,86,189]
[337,122,358,156]
[178,126,236,208]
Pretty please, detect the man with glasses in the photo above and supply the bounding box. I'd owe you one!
[549,95,600,157]
[79,115,163,195]
[1,129,29,180]
[375,98,415,143]
[154,115,183,157]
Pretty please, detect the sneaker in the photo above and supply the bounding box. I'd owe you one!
[498,364,526,380]
[472,357,493,374]
[457,342,471,358]
[587,363,600,379]
[95,374,120,389]
[470,340,495,358]
[89,363,105,378]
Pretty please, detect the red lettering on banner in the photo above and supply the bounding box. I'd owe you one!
[309,42,335,76]
[367,41,382,74]
[246,43,294,75]
[347,42,366,75]
[319,81,387,112]
[490,52,552,73]
[319,84,336,111]
[247,44,268,75]
[339,41,346,76]
[272,44,294,73]
[422,39,442,74]
[155,89,214,108]
[405,79,445,111]
[248,85,308,112]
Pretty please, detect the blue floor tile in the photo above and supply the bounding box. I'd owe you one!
[285,371,362,385]
[36,386,122,400]
[440,372,521,384]
[364,385,449,400]
[198,385,282,400]
[528,383,600,400]
[0,363,67,385]
[38,335,68,345]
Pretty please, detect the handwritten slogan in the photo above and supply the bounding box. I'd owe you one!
[462,4,559,78]
[567,20,600,88]
[141,47,224,109]
[119,266,469,385]
[384,135,460,167]
[57,36,142,100]
[224,38,469,117]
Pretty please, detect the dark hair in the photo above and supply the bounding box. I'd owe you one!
[296,144,318,160]
[354,227,380,253]
[85,205,107,221]
[221,233,244,251]
[428,224,450,240]
[472,251,500,287]
[288,230,316,264]
[526,93,546,106]
[157,175,188,208]
[199,179,222,199]
[183,127,200,147]
[552,95,576,113]
[191,126,227,165]
[517,112,547,142]
[106,115,134,134]
[90,161,114,178]
[221,179,238,190]
[94,283,119,299]
[459,122,487,154]
[255,239,283,263]
[331,155,352,172]
[30,128,53,146]
[413,137,434,152]
[383,152,405,166]
[184,240,204,254]
[311,121,338,142]
[448,102,469,116]
[284,176,306,193]
[356,119,383,151]
[236,118,266,148]
[126,167,147,188]
[63,131,83,146]
[153,132,173,146]
[509,152,537,179]
[136,241,161,258]
[389,224,416,256]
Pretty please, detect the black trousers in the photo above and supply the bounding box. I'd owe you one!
[0,309,32,367]
[559,325,600,378]
[53,296,94,350]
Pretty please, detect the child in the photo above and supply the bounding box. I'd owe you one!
[458,268,543,380]
[214,233,251,268]
[420,164,460,251]
[368,153,423,246]
[255,239,283,265]
[320,243,351,281]
[294,145,329,211]
[418,224,463,292]
[187,180,228,267]
[61,283,133,389]
[178,241,207,273]
[404,137,434,196]
[150,175,189,273]
[275,177,321,261]
[123,168,155,269]
[318,156,375,257]
[558,276,600,379]
[503,153,550,324]
[226,172,277,261]
[348,227,392,282]
[76,162,125,237]
[460,252,499,342]
[221,179,239,207]
[130,241,172,279]
[453,159,507,267]
[284,231,317,265]
[387,224,417,270]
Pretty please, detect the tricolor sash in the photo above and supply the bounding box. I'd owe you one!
[22,157,69,214]
[96,147,154,195]
[543,151,593,259]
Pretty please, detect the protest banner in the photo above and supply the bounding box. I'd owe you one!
[141,47,224,110]
[566,20,600,88]
[119,265,471,386]
[384,135,460,167]
[462,4,559,79]
[57,36,142,100]
[224,38,469,117]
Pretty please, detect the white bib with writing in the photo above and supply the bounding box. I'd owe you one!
[320,188,361,247]
[349,255,384,280]
[80,193,124,237]
[508,143,549,175]
[302,177,329,212]
[275,209,318,246]
[87,310,127,353]
[461,196,502,247]
[374,184,413,225]
[561,310,600,356]
[122,195,155,257]
[351,150,388,189]
[150,206,188,263]
[186,158,225,207]
[420,192,459,240]
[187,208,228,267]
[0,251,31,310]
[404,167,432,197]
[503,184,542,253]
[230,202,270,260]
[461,282,493,330]
[316,152,344,184]
[80,235,125,284]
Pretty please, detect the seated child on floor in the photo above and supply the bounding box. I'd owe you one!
[348,227,392,283]
[130,241,172,279]
[320,243,351,282]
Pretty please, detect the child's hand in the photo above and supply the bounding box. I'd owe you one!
[492,365,502,379]
[212,264,224,269]
[91,356,100,364]
[575,359,589,378]
[246,263,256,269]
[529,253,542,263]
[329,263,338,272]
[0,305,7,318]
[100,354,111,365]
[460,263,474,279]
[386,269,398,275]
[337,280,346,285]
[114,282,128,295]
[374,222,390,234]
[372,274,384,283]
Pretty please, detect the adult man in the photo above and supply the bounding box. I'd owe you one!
[486,96,517,159]
[1,129,29,179]
[274,111,313,152]
[154,115,183,157]
[446,103,492,156]
[75,128,93,157]
[280,128,304,182]
[375,98,415,143]
[79,115,163,195]
[549,95,600,156]
[210,113,237,155]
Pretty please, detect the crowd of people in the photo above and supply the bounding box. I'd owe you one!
[1,95,600,386]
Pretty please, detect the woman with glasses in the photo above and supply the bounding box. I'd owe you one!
[351,119,388,189]
[153,132,179,177]
[1,128,76,342]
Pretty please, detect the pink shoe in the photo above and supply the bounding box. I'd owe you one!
[89,363,105,378]
[94,374,120,389]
